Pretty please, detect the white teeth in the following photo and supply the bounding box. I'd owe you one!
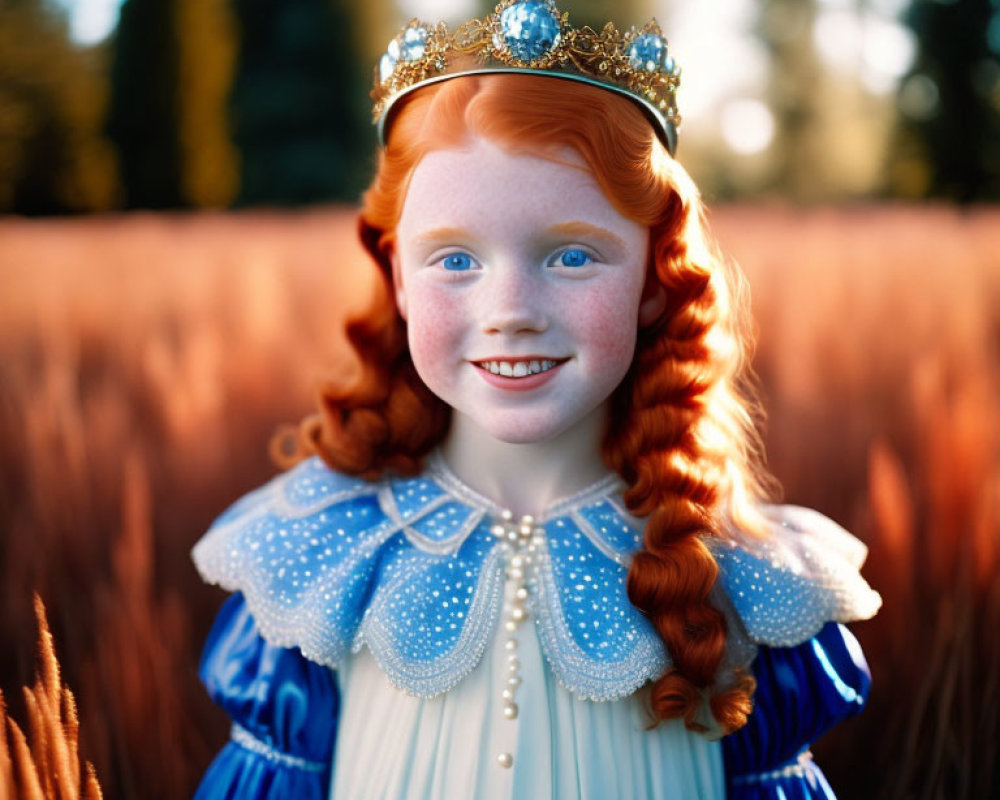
[480,359,562,377]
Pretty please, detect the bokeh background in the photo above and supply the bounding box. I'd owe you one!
[1,0,998,797]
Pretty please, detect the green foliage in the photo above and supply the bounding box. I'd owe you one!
[0,0,118,214]
[892,0,1000,200]
[230,0,372,205]
[107,0,240,210]
[107,0,184,208]
[176,0,239,208]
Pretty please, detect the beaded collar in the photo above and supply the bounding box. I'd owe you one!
[192,455,880,700]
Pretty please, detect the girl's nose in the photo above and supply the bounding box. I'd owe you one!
[480,267,549,335]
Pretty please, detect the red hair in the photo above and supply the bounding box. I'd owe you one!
[279,74,778,733]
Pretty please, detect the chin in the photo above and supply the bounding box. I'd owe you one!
[476,415,579,446]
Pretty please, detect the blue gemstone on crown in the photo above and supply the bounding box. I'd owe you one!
[626,33,667,73]
[379,23,430,84]
[499,1,562,62]
[379,52,396,83]
[387,37,401,63]
[401,24,429,61]
[371,3,682,154]
[379,39,400,83]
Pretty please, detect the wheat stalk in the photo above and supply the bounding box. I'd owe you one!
[0,596,102,800]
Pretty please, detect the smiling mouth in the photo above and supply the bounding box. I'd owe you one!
[473,358,568,378]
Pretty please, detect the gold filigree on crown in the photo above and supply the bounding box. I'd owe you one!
[371,0,682,154]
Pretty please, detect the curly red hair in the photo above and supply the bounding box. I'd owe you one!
[278,74,779,733]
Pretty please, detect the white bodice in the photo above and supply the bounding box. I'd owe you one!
[331,578,726,800]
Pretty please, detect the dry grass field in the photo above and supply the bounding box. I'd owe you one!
[0,205,997,798]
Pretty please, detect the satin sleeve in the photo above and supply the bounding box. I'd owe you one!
[194,593,339,799]
[722,622,871,799]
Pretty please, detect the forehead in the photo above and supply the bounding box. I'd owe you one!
[398,138,629,233]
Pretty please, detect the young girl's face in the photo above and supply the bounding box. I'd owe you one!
[392,136,654,445]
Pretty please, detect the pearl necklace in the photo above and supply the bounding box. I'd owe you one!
[490,509,545,769]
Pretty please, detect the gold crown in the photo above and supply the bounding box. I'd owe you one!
[371,0,682,154]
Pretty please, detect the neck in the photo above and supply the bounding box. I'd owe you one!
[439,405,612,517]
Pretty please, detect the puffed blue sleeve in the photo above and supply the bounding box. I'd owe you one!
[194,593,339,799]
[722,622,871,799]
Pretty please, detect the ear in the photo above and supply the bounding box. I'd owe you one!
[389,247,408,321]
[638,283,666,327]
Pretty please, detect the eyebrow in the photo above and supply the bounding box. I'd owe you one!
[544,222,627,251]
[412,227,471,247]
[411,221,628,251]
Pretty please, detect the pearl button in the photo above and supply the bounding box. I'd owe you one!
[497,752,513,768]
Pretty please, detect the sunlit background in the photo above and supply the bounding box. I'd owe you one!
[1,0,998,213]
[1,2,999,799]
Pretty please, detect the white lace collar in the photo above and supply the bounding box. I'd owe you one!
[192,456,880,700]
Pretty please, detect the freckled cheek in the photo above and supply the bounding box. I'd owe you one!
[570,294,640,377]
[403,285,467,373]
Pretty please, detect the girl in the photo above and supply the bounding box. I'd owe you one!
[192,2,881,797]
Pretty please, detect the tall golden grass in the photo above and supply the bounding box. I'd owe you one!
[0,596,102,800]
[0,205,997,798]
[711,206,1000,797]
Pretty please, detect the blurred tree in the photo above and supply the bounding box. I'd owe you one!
[744,0,896,201]
[108,0,240,209]
[754,0,823,199]
[354,0,398,65]
[229,0,371,205]
[176,0,239,208]
[891,0,1000,200]
[0,0,118,214]
[553,0,645,29]
[107,0,184,208]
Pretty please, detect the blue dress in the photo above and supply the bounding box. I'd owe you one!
[191,454,880,799]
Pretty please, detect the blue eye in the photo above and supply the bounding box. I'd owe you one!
[441,253,475,271]
[552,248,592,268]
